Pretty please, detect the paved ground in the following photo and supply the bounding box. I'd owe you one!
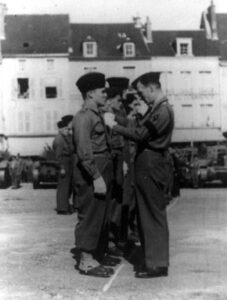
[0,184,227,300]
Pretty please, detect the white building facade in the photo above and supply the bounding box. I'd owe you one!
[0,2,227,156]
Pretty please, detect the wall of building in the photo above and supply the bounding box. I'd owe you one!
[220,63,227,134]
[152,56,222,142]
[1,57,76,155]
[1,53,227,154]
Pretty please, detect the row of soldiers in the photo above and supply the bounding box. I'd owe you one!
[53,71,175,278]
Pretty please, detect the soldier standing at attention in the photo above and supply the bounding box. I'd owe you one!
[72,72,119,278]
[104,72,174,278]
[104,77,129,256]
[61,114,78,211]
[53,118,73,215]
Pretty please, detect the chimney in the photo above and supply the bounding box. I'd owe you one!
[145,16,152,43]
[208,0,218,40]
[133,16,142,29]
[0,3,7,40]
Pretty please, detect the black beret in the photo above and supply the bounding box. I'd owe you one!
[106,77,129,89]
[76,72,105,94]
[139,72,161,85]
[105,87,123,99]
[126,92,138,103]
[131,76,141,90]
[61,115,74,125]
[57,120,67,129]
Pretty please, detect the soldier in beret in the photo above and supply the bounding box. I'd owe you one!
[53,119,73,215]
[104,72,174,278]
[72,72,119,277]
[61,114,78,211]
[104,77,129,256]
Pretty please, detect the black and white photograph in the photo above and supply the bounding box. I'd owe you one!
[1,0,227,299]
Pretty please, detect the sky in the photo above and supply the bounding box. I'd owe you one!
[2,0,227,29]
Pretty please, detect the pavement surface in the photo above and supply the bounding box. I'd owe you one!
[0,184,227,300]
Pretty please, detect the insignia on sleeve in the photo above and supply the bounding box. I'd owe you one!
[152,114,159,122]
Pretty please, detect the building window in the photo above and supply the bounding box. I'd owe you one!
[17,78,29,99]
[18,59,26,71]
[199,104,215,127]
[84,66,97,72]
[45,87,57,99]
[176,38,193,56]
[43,78,59,99]
[123,43,135,57]
[83,42,97,57]
[18,111,31,133]
[197,71,214,94]
[45,111,59,132]
[47,59,55,71]
[180,43,189,55]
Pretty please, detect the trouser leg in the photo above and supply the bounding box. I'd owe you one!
[135,171,169,268]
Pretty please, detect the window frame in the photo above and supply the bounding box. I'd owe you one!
[123,42,136,57]
[83,41,98,57]
[176,38,193,56]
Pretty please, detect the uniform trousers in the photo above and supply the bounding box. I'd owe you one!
[109,151,124,241]
[135,149,170,268]
[73,155,113,259]
[56,157,73,212]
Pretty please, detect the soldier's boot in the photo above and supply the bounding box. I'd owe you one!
[78,252,114,277]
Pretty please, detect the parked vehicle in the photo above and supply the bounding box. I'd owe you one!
[32,160,58,189]
[0,159,11,188]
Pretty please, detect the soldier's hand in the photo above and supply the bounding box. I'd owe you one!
[94,176,107,195]
[104,112,117,128]
[60,168,66,177]
[137,100,148,116]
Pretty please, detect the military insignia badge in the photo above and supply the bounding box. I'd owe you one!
[152,114,159,122]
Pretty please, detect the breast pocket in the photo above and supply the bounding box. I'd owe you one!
[94,122,105,136]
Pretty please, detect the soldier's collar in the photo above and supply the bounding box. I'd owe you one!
[151,95,168,112]
[83,100,99,114]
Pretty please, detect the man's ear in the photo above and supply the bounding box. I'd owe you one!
[148,83,154,93]
[87,90,94,99]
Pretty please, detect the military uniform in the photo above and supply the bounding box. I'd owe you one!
[72,72,114,277]
[113,95,174,270]
[105,77,129,246]
[53,127,73,213]
[121,118,138,242]
[73,101,113,260]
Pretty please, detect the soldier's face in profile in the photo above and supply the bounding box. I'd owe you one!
[128,98,140,114]
[91,88,107,106]
[61,127,69,136]
[108,95,122,112]
[137,82,155,104]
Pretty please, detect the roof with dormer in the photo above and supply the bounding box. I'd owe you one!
[149,30,219,57]
[2,14,70,56]
[69,23,151,60]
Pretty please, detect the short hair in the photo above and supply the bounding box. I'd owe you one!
[138,72,161,89]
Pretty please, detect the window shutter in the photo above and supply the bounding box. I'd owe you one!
[30,78,35,99]
[25,112,30,132]
[58,78,63,98]
[11,79,17,99]
[18,111,24,132]
[40,79,44,99]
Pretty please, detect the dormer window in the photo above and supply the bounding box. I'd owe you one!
[83,38,97,57]
[123,42,135,57]
[176,38,193,56]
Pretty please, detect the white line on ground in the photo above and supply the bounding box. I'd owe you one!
[102,263,125,293]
